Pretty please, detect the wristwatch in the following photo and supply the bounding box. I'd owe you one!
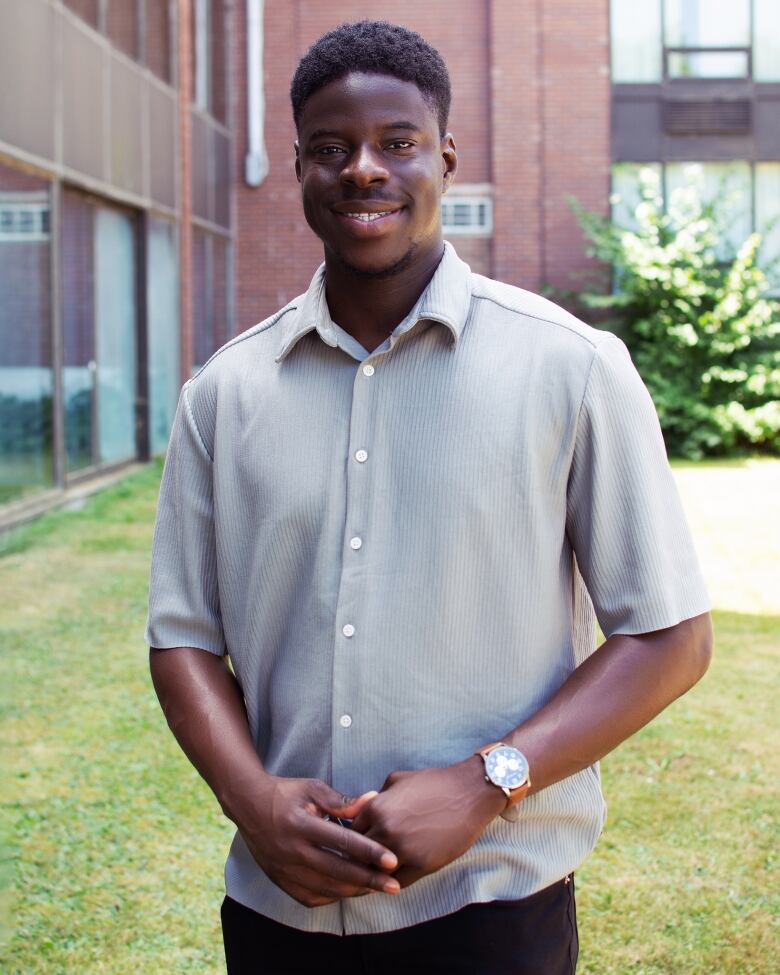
[475,742,531,822]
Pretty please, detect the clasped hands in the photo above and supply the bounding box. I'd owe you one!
[238,757,507,909]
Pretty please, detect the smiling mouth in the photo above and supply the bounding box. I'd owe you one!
[339,209,402,222]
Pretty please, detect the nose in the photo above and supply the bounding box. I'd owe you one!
[339,144,389,187]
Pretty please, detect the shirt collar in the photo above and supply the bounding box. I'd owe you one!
[275,241,472,363]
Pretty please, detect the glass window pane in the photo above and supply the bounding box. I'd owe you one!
[192,229,211,370]
[0,164,53,504]
[664,0,750,47]
[145,0,171,84]
[63,0,99,28]
[666,162,752,259]
[210,0,227,123]
[62,190,96,473]
[147,218,180,455]
[667,50,749,78]
[755,0,780,82]
[212,235,230,352]
[193,229,230,371]
[611,163,663,231]
[193,0,210,110]
[756,164,780,294]
[95,207,137,464]
[611,0,663,82]
[106,0,139,60]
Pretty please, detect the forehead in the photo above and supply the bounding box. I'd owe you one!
[298,72,438,137]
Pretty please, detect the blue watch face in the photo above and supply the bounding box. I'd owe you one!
[486,746,529,790]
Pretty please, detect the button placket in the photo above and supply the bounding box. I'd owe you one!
[330,358,377,757]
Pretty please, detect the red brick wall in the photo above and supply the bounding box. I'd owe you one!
[232,0,610,331]
[538,0,611,294]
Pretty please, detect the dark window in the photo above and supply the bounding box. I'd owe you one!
[62,0,99,29]
[145,0,172,83]
[193,229,231,369]
[0,164,53,503]
[106,0,140,61]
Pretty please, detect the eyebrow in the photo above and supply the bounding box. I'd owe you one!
[306,121,424,142]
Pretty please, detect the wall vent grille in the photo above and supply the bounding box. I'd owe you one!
[663,99,751,134]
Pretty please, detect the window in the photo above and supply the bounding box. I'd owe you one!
[147,217,180,454]
[611,0,663,83]
[61,190,138,473]
[611,0,780,82]
[106,0,140,61]
[0,195,50,241]
[62,0,99,29]
[442,196,493,236]
[192,229,231,370]
[144,0,172,84]
[193,0,227,123]
[611,162,780,290]
[0,167,53,504]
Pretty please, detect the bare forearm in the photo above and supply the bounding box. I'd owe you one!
[503,611,714,794]
[149,646,269,823]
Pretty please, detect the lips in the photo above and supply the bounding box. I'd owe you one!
[340,209,401,222]
[331,205,406,237]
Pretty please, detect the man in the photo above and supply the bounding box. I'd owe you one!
[147,20,712,974]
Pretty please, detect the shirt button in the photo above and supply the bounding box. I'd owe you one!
[362,364,375,377]
[339,714,353,728]
[342,623,355,638]
[355,449,368,463]
[350,536,363,550]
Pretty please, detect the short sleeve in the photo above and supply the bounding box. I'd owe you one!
[566,333,711,638]
[145,384,226,655]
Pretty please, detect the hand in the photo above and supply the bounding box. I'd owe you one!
[351,757,507,889]
[234,776,401,908]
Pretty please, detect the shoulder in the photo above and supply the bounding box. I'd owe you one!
[194,298,302,383]
[179,296,303,448]
[469,272,617,354]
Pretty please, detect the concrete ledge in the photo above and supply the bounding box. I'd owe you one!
[0,463,146,534]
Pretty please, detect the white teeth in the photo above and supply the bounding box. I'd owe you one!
[344,211,396,222]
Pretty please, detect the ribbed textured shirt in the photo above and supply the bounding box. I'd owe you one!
[146,242,710,935]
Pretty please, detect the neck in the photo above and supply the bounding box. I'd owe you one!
[323,242,445,353]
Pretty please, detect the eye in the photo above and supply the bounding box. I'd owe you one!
[388,140,415,151]
[315,145,346,157]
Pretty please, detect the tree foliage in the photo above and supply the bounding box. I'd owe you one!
[571,167,780,459]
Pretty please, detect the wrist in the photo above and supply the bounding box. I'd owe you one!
[218,767,277,828]
[460,754,509,820]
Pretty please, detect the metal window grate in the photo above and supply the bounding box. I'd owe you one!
[441,196,493,236]
[662,99,752,134]
[0,193,50,242]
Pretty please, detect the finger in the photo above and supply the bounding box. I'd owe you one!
[305,846,400,895]
[313,783,378,818]
[324,790,378,819]
[283,862,381,902]
[350,804,372,833]
[392,864,424,889]
[304,815,399,872]
[280,877,340,909]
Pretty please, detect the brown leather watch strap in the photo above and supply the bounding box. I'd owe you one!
[475,742,531,810]
[475,741,505,759]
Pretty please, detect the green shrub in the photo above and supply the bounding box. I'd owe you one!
[570,167,780,459]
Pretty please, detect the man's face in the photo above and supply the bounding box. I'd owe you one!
[295,72,457,278]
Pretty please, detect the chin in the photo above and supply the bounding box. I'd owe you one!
[331,242,418,280]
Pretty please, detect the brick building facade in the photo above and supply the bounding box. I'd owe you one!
[231,0,610,329]
[1,1,778,520]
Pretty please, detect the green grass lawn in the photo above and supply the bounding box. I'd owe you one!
[1,460,778,974]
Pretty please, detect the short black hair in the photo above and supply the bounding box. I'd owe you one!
[290,21,451,137]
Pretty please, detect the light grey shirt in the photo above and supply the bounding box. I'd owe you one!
[146,242,710,934]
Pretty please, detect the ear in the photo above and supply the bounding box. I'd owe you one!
[294,140,301,183]
[441,133,457,194]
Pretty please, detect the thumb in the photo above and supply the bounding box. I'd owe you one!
[315,784,378,818]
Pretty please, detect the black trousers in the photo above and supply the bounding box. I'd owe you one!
[221,875,578,974]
